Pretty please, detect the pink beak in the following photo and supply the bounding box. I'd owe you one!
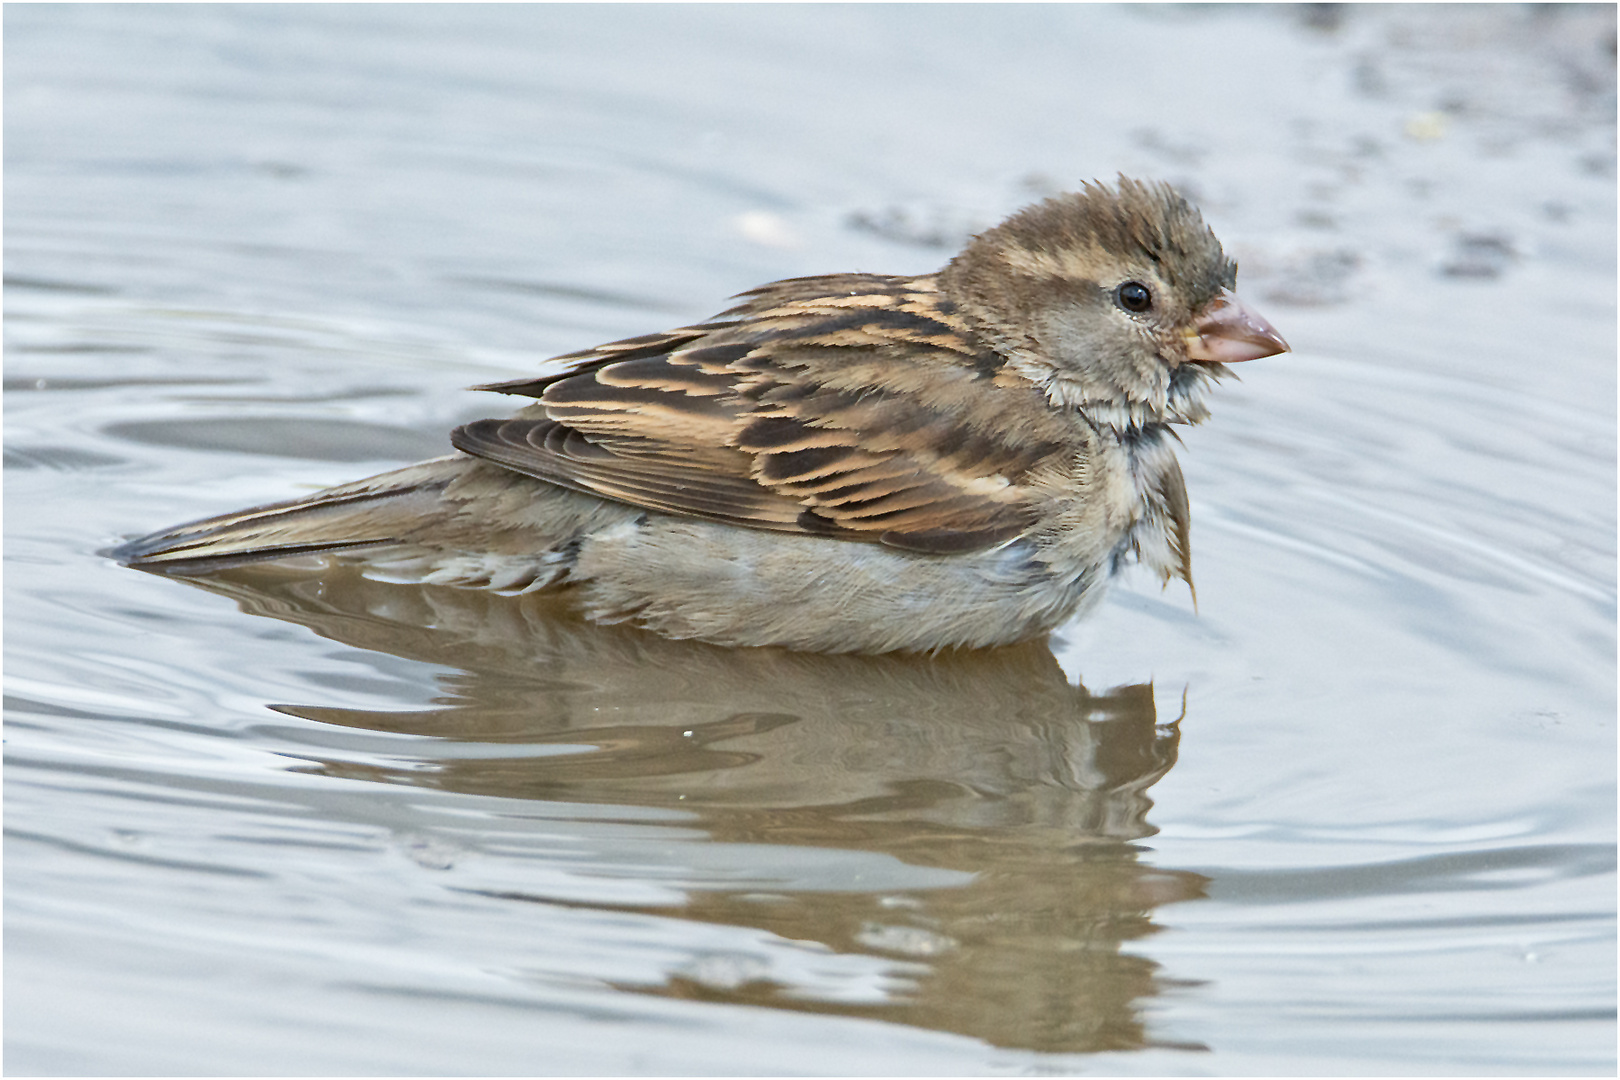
[1184,289,1290,364]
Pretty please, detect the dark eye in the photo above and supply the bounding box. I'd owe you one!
[1114,281,1153,314]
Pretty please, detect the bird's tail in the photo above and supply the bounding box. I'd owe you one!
[108,457,464,574]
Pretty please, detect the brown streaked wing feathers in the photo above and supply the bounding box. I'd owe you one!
[450,274,1064,554]
[451,417,813,532]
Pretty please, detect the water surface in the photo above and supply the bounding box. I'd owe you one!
[6,5,1614,1074]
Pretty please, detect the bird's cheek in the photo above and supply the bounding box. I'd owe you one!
[1043,308,1139,373]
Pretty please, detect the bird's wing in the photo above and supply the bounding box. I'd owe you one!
[452,274,1071,554]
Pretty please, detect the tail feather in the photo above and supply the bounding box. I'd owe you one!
[109,459,460,574]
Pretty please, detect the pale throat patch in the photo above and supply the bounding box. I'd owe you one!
[1004,353,1213,431]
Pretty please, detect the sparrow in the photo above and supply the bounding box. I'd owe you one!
[113,178,1288,654]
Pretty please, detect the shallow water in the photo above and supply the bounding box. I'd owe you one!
[6,4,1615,1074]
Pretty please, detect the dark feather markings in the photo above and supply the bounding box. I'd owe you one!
[592,356,735,395]
[680,343,756,368]
[543,380,735,421]
[539,423,616,460]
[471,325,738,398]
[451,418,809,531]
[794,508,845,536]
[754,445,855,483]
[446,272,1065,555]
[726,273,919,308]
[734,414,821,450]
[743,304,964,346]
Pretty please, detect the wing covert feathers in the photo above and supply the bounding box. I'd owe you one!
[453,274,1066,554]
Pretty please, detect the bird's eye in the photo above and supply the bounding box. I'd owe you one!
[1114,281,1153,314]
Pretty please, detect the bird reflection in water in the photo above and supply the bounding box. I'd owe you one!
[175,562,1209,1055]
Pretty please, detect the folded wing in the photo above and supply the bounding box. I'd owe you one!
[454,274,1069,555]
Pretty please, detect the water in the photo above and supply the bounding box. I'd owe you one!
[6,5,1614,1074]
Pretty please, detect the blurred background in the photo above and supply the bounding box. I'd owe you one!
[6,5,1615,1074]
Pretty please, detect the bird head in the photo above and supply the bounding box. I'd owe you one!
[941,178,1288,429]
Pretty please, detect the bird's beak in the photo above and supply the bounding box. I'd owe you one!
[1184,289,1290,363]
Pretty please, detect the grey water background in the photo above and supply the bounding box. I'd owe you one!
[5,4,1614,1074]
